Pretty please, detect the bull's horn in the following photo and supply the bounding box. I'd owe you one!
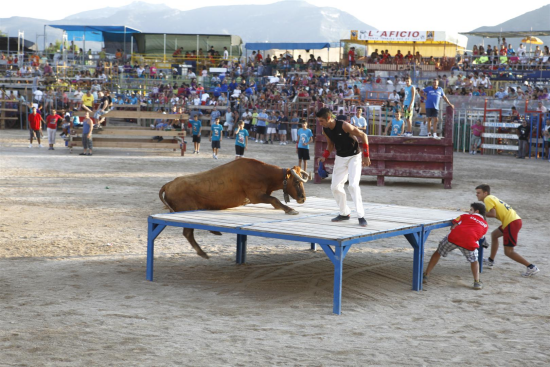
[291,168,307,183]
[300,171,309,180]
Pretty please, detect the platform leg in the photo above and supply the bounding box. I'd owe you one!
[443,178,452,189]
[377,175,385,186]
[236,234,247,264]
[310,243,317,251]
[146,221,166,281]
[478,246,484,273]
[405,228,427,291]
[333,246,343,315]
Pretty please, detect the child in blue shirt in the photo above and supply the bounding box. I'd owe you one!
[297,119,313,172]
[385,110,405,136]
[210,117,223,159]
[234,120,249,159]
[190,118,202,154]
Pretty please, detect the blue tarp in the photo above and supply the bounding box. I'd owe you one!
[245,42,334,51]
[48,25,141,42]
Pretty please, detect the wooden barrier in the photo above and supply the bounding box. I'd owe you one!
[0,99,21,129]
[69,126,187,156]
[314,106,454,189]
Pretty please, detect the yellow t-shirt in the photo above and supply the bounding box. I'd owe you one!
[82,94,94,108]
[252,112,259,126]
[483,195,521,228]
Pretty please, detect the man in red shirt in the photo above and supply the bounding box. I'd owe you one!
[348,47,355,66]
[424,202,488,290]
[46,109,63,150]
[28,107,45,148]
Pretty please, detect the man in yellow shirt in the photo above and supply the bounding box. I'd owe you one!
[81,90,94,113]
[475,184,540,277]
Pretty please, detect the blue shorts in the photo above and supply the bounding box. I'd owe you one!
[426,108,439,118]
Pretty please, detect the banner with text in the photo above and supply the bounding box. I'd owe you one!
[355,31,432,42]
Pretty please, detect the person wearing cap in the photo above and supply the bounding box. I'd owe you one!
[317,107,371,227]
[422,78,454,138]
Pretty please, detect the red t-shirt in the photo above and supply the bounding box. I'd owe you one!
[46,114,63,129]
[448,214,488,250]
[348,50,355,62]
[28,113,42,130]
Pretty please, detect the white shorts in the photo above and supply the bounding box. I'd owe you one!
[267,127,277,134]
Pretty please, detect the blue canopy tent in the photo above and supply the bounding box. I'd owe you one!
[46,25,141,54]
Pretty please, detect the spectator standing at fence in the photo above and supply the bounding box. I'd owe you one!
[296,119,313,174]
[242,108,252,131]
[210,118,223,160]
[46,109,63,150]
[350,107,367,134]
[423,202,488,290]
[234,121,249,160]
[470,120,484,155]
[517,119,530,159]
[210,106,221,127]
[250,108,259,141]
[475,184,540,277]
[277,112,289,145]
[403,76,416,136]
[423,78,454,139]
[79,112,94,156]
[28,107,44,148]
[290,112,300,143]
[190,116,202,154]
[266,111,278,144]
[255,109,268,143]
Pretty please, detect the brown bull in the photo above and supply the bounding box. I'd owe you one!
[158,158,309,259]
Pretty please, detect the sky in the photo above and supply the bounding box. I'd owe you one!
[2,0,550,33]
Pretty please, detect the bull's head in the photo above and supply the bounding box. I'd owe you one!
[286,166,308,204]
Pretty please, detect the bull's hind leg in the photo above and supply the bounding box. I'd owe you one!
[209,231,222,236]
[183,228,210,259]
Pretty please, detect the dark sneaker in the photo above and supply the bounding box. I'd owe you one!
[331,214,350,222]
[358,217,367,227]
[473,280,483,290]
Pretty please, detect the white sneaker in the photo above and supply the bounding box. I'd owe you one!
[39,144,44,148]
[28,144,32,148]
[521,265,540,277]
[473,150,477,155]
[432,133,439,139]
[213,153,216,159]
[469,151,473,155]
[214,155,218,160]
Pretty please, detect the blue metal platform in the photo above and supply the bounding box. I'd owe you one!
[146,197,477,314]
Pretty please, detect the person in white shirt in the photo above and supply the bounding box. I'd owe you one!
[33,89,43,102]
[136,66,145,77]
[193,94,201,105]
[223,47,229,60]
[388,90,400,103]
[478,74,489,88]
[201,92,210,104]
[350,108,367,133]
[188,71,196,79]
[517,43,527,56]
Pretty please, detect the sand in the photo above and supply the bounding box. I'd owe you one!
[1,129,549,366]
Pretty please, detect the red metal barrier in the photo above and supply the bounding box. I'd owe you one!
[314,106,454,189]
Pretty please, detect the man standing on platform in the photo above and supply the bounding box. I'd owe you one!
[422,78,454,138]
[317,107,371,227]
[403,77,416,136]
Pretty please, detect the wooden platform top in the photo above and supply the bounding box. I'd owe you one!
[151,197,459,243]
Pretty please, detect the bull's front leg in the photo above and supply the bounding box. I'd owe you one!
[252,193,299,215]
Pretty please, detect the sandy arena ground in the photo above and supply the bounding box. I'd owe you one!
[1,129,549,366]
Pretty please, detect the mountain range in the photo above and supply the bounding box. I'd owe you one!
[0,1,375,47]
[466,5,550,51]
[1,1,549,52]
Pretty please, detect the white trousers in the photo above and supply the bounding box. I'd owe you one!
[291,128,298,142]
[331,153,365,218]
[47,128,56,145]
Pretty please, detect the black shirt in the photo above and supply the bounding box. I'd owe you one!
[517,124,530,140]
[323,120,359,157]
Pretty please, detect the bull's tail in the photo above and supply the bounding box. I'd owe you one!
[159,183,175,212]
